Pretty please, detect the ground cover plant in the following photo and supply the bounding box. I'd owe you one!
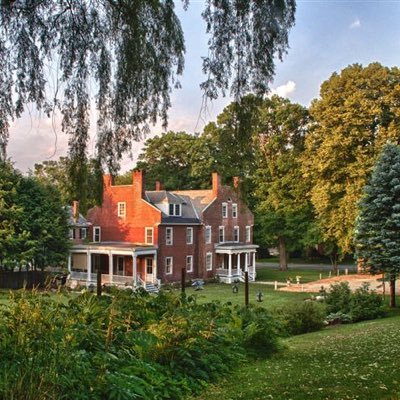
[0,288,281,400]
[194,315,400,400]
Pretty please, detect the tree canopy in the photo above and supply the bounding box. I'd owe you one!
[354,144,400,307]
[0,0,296,186]
[303,63,400,255]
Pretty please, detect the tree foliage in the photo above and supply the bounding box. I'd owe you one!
[0,0,296,187]
[303,63,400,255]
[354,144,400,307]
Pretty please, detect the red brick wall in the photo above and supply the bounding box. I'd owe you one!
[87,171,161,244]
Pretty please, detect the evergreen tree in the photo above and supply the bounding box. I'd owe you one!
[354,144,400,308]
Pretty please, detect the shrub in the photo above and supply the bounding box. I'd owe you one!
[350,283,385,322]
[274,301,326,336]
[325,312,352,325]
[325,282,352,314]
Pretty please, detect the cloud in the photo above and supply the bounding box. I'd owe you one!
[350,18,361,29]
[270,80,296,98]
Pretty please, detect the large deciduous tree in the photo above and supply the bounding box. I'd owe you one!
[303,63,400,256]
[0,0,296,187]
[354,144,400,308]
[253,96,313,270]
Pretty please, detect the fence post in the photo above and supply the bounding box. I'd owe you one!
[181,267,186,294]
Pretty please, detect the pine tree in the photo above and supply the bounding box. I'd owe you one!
[354,144,400,308]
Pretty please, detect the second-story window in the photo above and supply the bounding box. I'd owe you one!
[169,203,181,216]
[219,226,224,243]
[186,227,193,244]
[145,227,153,245]
[205,226,212,244]
[232,203,238,218]
[94,226,101,243]
[117,202,126,218]
[80,228,87,240]
[234,226,240,242]
[246,226,251,243]
[222,202,228,218]
[166,227,173,245]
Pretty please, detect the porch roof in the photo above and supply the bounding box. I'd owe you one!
[214,243,259,254]
[71,241,158,254]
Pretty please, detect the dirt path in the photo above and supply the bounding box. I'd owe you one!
[278,273,396,294]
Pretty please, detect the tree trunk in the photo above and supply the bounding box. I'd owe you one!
[389,274,396,308]
[278,237,288,271]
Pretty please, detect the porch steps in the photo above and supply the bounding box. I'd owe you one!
[145,282,159,294]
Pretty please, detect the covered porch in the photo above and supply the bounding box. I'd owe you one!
[68,242,159,290]
[215,243,259,284]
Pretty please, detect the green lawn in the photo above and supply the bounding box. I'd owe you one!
[195,315,400,400]
[184,283,311,308]
[256,267,354,283]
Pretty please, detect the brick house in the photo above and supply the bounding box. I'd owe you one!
[68,171,258,289]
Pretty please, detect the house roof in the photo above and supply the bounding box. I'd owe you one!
[66,206,91,227]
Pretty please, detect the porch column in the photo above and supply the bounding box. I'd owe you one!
[67,254,72,273]
[108,251,113,284]
[245,252,248,272]
[252,252,256,280]
[228,253,232,277]
[133,254,137,287]
[236,253,240,275]
[86,251,92,284]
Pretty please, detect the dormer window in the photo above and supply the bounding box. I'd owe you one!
[169,203,181,216]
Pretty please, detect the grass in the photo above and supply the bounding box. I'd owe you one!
[258,256,356,265]
[194,315,400,400]
[184,283,311,308]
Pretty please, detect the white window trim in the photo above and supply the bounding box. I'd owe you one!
[232,203,238,218]
[94,226,101,243]
[145,227,154,245]
[186,227,193,245]
[165,256,173,275]
[80,227,87,240]
[206,252,213,271]
[205,225,212,244]
[234,226,240,243]
[219,226,225,243]
[169,203,182,216]
[222,202,228,218]
[186,255,193,272]
[117,202,126,218]
[166,227,173,246]
[246,226,251,243]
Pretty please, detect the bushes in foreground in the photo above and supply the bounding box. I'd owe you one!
[0,289,279,399]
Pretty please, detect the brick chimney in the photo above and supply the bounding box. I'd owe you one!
[72,200,79,223]
[233,176,240,189]
[155,181,163,191]
[133,170,145,198]
[103,174,113,187]
[212,172,221,197]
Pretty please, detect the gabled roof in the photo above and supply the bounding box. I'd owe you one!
[66,206,91,227]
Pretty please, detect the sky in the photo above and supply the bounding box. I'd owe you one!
[7,0,400,172]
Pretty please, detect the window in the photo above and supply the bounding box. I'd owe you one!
[232,203,238,218]
[186,255,193,272]
[169,203,181,216]
[222,202,228,218]
[146,258,153,275]
[69,229,74,239]
[166,227,173,245]
[246,226,251,243]
[94,226,101,242]
[234,226,239,243]
[165,257,173,275]
[205,226,212,244]
[206,252,213,271]
[80,228,87,240]
[219,226,224,243]
[186,227,193,244]
[145,227,153,245]
[117,202,126,218]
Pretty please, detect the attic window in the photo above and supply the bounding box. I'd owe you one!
[169,203,181,216]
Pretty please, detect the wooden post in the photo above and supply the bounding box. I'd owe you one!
[274,280,278,290]
[181,267,186,294]
[96,267,102,297]
[245,271,249,307]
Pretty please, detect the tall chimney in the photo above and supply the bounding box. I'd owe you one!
[133,170,145,198]
[212,172,221,197]
[72,200,79,223]
[155,181,163,191]
[103,174,113,187]
[233,176,240,189]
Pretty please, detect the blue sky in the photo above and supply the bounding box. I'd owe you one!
[8,0,400,171]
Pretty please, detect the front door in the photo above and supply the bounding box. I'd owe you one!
[145,258,153,282]
[117,256,125,276]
